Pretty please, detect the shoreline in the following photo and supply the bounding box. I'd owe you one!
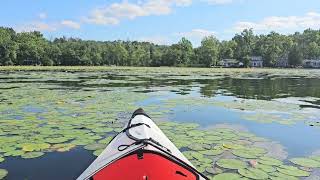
[0,66,318,72]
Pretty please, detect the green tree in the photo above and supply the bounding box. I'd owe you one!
[177,37,194,66]
[198,36,220,67]
[233,29,256,67]
[288,45,303,66]
[220,40,237,59]
[15,31,48,65]
[0,27,17,65]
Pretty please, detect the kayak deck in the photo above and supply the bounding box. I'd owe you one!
[92,151,197,180]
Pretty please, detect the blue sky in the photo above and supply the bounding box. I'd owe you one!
[1,0,320,46]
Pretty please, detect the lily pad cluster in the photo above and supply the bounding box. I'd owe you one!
[157,121,319,179]
[0,169,8,180]
[0,81,151,163]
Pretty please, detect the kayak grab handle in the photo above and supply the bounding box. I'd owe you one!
[131,108,150,118]
[121,123,150,133]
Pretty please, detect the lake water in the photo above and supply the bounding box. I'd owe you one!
[0,67,320,179]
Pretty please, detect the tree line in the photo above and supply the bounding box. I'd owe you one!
[1,27,320,67]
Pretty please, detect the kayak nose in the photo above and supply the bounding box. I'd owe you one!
[132,108,150,118]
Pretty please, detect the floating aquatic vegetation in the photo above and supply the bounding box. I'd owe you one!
[289,157,320,168]
[210,173,242,180]
[156,121,320,179]
[93,149,104,157]
[268,171,299,180]
[22,143,51,152]
[21,152,45,159]
[0,169,8,180]
[276,165,310,177]
[231,149,261,159]
[238,168,269,179]
[84,143,107,151]
[255,164,276,173]
[3,150,25,157]
[98,137,113,144]
[216,159,247,170]
[188,143,211,151]
[258,156,283,166]
[50,144,76,152]
[311,156,320,162]
[199,149,224,156]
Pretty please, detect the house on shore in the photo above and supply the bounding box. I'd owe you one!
[250,56,263,67]
[275,55,289,68]
[219,59,243,67]
[303,59,320,68]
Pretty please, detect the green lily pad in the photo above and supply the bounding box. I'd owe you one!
[98,137,113,144]
[188,143,211,151]
[0,169,8,179]
[93,149,104,156]
[51,144,75,152]
[238,168,269,179]
[258,156,282,166]
[4,150,25,157]
[182,151,194,160]
[269,172,299,180]
[255,164,276,173]
[211,173,242,180]
[0,157,4,163]
[45,137,71,144]
[276,165,310,177]
[205,136,222,141]
[216,158,247,170]
[190,151,204,160]
[222,143,244,149]
[199,149,224,156]
[289,157,320,168]
[21,152,45,159]
[311,156,320,162]
[231,149,259,159]
[22,143,50,152]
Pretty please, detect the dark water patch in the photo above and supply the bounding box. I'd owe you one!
[0,148,95,180]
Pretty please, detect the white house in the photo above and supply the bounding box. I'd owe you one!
[250,56,263,67]
[303,59,320,68]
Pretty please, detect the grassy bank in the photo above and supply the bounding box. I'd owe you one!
[0,66,319,79]
[0,65,314,72]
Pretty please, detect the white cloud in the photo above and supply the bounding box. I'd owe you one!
[234,11,320,32]
[175,29,216,39]
[16,20,81,32]
[16,22,58,32]
[85,0,192,25]
[61,20,81,29]
[39,13,47,19]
